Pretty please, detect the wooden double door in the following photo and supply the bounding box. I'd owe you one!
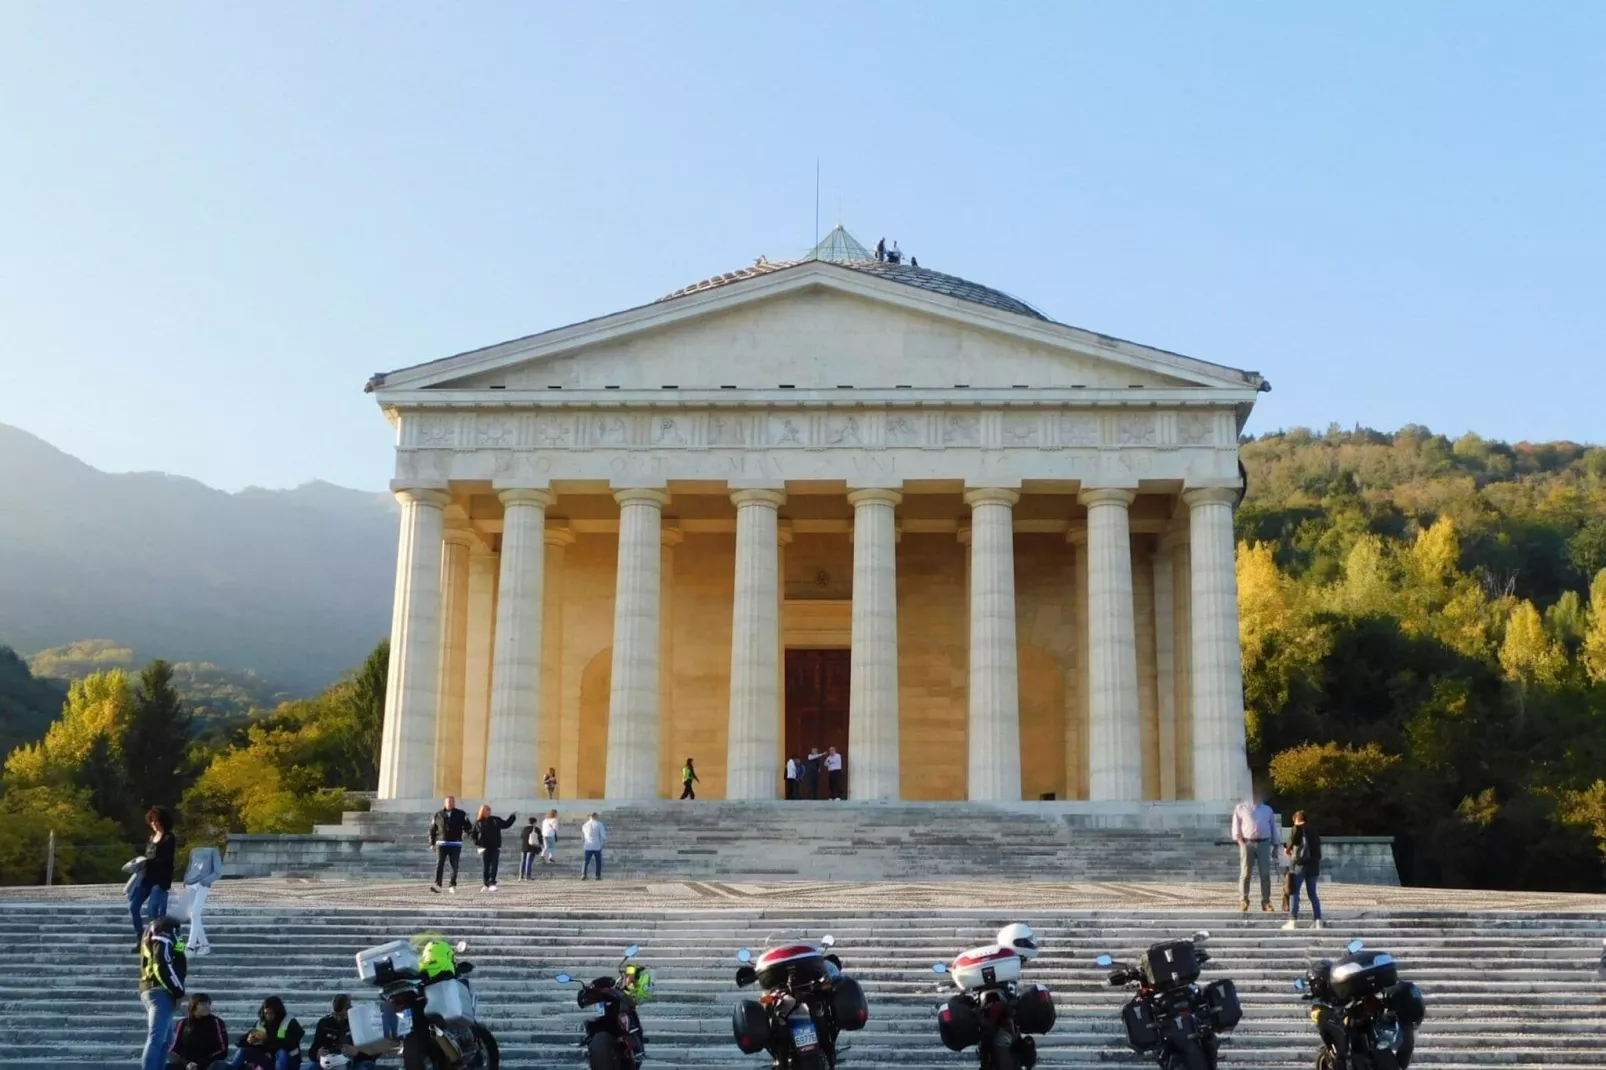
[784,648,850,798]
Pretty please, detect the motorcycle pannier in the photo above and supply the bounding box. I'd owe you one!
[1330,949,1398,1003]
[1386,981,1426,1027]
[1140,940,1201,989]
[1121,999,1161,1051]
[831,976,869,1031]
[732,999,771,1055]
[1204,979,1242,1031]
[423,978,475,1023]
[938,995,982,1052]
[348,1001,410,1055]
[1014,984,1056,1035]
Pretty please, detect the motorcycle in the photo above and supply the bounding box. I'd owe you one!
[355,935,500,1070]
[730,933,869,1070]
[928,922,1056,1070]
[1094,929,1241,1070]
[1295,938,1425,1070]
[555,944,653,1069]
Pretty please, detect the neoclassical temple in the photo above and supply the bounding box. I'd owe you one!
[367,228,1265,805]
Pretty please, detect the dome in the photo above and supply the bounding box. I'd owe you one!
[658,225,1048,322]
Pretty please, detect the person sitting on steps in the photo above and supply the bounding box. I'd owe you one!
[168,992,229,1070]
[309,994,376,1070]
[226,996,303,1070]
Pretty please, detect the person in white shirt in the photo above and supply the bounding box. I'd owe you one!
[784,757,799,800]
[540,809,559,865]
[1231,791,1278,912]
[180,846,223,956]
[581,812,607,881]
[824,747,845,799]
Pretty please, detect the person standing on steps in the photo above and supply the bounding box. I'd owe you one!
[1231,789,1277,913]
[138,915,187,1070]
[581,811,607,881]
[806,746,825,799]
[180,844,222,958]
[519,816,543,880]
[785,755,799,799]
[428,795,472,894]
[1282,810,1325,930]
[471,803,516,891]
[131,806,177,942]
[541,809,559,865]
[825,746,844,799]
[680,757,700,800]
[544,767,558,800]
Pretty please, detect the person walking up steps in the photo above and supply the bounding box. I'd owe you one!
[471,803,516,891]
[428,795,472,894]
[541,809,559,865]
[1232,789,1277,913]
[680,758,700,800]
[581,811,607,881]
[519,816,543,880]
[1282,810,1325,930]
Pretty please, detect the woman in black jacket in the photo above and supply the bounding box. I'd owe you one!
[472,804,517,891]
[1281,810,1324,930]
[131,806,177,938]
[168,993,229,1070]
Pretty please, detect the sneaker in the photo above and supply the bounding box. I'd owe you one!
[489,884,498,892]
[1239,901,1249,913]
[429,884,441,895]
[189,944,211,958]
[448,885,456,895]
[1312,920,1326,930]
[1281,920,1298,930]
[1262,903,1276,913]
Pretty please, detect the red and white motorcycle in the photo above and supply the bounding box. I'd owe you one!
[730,933,869,1069]
[929,923,1057,1070]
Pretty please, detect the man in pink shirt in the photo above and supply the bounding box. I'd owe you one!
[1231,790,1277,912]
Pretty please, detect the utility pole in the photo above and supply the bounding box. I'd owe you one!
[45,830,55,887]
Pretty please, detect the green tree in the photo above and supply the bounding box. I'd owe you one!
[1584,569,1606,687]
[124,660,193,811]
[1570,518,1606,582]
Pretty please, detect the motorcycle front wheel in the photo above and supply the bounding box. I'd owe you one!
[1369,1052,1400,1070]
[472,1024,500,1069]
[984,1042,1020,1070]
[788,1054,830,1070]
[587,1033,622,1070]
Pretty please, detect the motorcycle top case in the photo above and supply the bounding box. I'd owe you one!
[830,975,869,1031]
[1330,949,1398,1003]
[423,978,476,1023]
[950,944,1022,991]
[754,943,828,990]
[1014,983,1056,1035]
[732,998,772,1054]
[1121,998,1161,1052]
[356,939,421,983]
[1140,940,1201,989]
[1204,978,1242,1031]
[938,994,982,1052]
[348,1000,411,1055]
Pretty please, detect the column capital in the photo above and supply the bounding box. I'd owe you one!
[1079,487,1136,508]
[393,487,451,509]
[1183,486,1240,508]
[847,487,903,508]
[956,524,971,546]
[614,487,671,508]
[544,522,577,548]
[660,523,685,548]
[443,524,478,550]
[1159,523,1189,553]
[498,487,555,508]
[963,487,1020,508]
[1065,521,1088,545]
[731,488,787,509]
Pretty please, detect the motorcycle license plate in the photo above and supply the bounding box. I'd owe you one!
[790,1022,819,1052]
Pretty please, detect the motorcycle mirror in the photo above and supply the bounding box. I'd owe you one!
[821,934,836,948]
[932,962,949,974]
[736,948,753,963]
[555,973,572,984]
[1193,930,1211,943]
[1347,939,1366,954]
[1293,977,1307,992]
[1094,954,1114,967]
[623,944,640,959]
[455,941,468,953]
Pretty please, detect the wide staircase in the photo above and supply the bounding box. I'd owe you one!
[227,802,1245,883]
[3,898,1601,1068]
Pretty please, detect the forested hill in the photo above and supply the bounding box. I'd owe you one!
[1234,426,1606,892]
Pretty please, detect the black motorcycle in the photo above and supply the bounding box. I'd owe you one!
[1295,938,1424,1070]
[1095,929,1240,1070]
[731,934,868,1070]
[363,938,499,1070]
[928,955,1055,1069]
[556,944,651,1070]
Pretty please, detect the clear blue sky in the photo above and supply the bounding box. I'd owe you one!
[2,4,1601,493]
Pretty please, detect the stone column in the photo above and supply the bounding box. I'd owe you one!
[965,488,1022,801]
[658,525,682,796]
[433,525,474,797]
[1067,526,1090,800]
[1186,487,1253,803]
[1081,488,1142,801]
[847,488,902,799]
[377,488,449,800]
[484,488,553,801]
[459,539,498,797]
[1172,541,1195,799]
[1153,533,1180,801]
[540,525,574,798]
[605,488,669,799]
[727,488,785,799]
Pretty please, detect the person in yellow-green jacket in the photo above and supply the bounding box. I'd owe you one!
[680,757,700,800]
[138,916,187,1070]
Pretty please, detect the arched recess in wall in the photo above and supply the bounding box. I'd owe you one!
[578,647,611,798]
[1018,644,1066,801]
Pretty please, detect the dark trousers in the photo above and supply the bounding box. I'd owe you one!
[434,845,461,887]
[520,848,537,878]
[828,770,843,799]
[809,767,821,798]
[681,780,696,799]
[482,847,501,886]
[129,880,168,936]
[583,849,604,879]
[785,778,798,799]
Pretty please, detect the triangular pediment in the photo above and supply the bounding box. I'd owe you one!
[372,261,1262,397]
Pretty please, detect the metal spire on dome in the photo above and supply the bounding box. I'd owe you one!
[805,224,874,263]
